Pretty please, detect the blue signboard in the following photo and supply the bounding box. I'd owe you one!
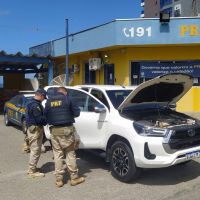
[140,61,200,78]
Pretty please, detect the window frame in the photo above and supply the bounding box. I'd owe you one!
[90,89,110,110]
[68,88,107,113]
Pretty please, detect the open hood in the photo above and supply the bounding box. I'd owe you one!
[118,73,193,111]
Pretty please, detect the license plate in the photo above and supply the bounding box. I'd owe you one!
[186,151,200,160]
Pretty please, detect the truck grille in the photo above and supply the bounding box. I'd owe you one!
[168,127,200,150]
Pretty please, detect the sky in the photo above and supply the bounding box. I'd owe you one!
[0,0,141,54]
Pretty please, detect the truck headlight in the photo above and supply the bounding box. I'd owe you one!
[133,122,168,137]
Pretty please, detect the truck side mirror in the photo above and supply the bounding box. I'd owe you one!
[94,104,106,113]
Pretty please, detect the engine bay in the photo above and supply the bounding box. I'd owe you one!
[137,117,196,128]
[121,106,197,129]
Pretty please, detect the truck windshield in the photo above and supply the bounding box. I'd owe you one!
[106,90,132,109]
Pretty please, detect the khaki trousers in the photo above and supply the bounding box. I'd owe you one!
[27,125,43,173]
[50,126,78,180]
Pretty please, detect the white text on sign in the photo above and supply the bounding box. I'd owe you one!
[123,27,152,38]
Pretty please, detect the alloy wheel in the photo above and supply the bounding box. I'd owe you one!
[112,147,129,177]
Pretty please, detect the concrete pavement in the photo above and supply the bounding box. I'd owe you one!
[1,114,200,200]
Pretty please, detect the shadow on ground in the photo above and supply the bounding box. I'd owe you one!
[137,160,200,185]
[40,149,200,186]
[40,162,55,174]
[39,150,109,179]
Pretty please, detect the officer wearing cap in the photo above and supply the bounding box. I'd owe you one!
[25,89,47,178]
[44,87,85,187]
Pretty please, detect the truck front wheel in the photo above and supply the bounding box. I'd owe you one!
[110,141,141,182]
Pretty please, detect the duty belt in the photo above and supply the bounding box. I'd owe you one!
[51,123,73,128]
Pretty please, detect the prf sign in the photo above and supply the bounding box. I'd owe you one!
[180,25,200,36]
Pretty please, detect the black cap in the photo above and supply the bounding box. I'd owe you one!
[36,89,47,98]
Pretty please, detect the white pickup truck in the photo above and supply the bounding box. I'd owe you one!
[44,73,200,182]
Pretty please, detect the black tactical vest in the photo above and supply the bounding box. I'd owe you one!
[46,94,75,126]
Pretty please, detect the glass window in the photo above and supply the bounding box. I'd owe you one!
[69,89,102,112]
[16,96,23,106]
[81,87,90,92]
[0,76,3,88]
[106,90,132,109]
[160,0,172,8]
[9,96,18,105]
[174,5,181,17]
[68,90,88,111]
[91,89,110,109]
[193,77,200,86]
[25,73,35,79]
[9,95,22,106]
[87,96,102,112]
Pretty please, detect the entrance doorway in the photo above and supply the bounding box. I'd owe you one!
[104,64,115,85]
[84,63,96,84]
[130,62,141,85]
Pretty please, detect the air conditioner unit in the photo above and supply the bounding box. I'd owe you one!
[89,58,101,71]
[71,64,80,73]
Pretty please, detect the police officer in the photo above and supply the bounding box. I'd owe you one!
[25,89,47,178]
[45,87,85,187]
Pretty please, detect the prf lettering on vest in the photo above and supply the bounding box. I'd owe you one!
[51,101,62,107]
[180,25,200,36]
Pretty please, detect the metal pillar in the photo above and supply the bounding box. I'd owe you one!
[48,61,53,85]
[65,19,69,85]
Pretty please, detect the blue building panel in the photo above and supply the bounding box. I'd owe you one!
[30,18,200,57]
[53,38,65,57]
[70,22,116,54]
[52,22,116,56]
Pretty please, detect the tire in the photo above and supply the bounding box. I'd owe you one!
[21,118,27,134]
[110,141,141,182]
[4,112,11,126]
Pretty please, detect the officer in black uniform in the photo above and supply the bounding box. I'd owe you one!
[45,87,85,187]
[25,89,47,178]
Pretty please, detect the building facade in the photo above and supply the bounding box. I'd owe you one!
[141,0,160,18]
[141,0,200,18]
[30,17,200,112]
